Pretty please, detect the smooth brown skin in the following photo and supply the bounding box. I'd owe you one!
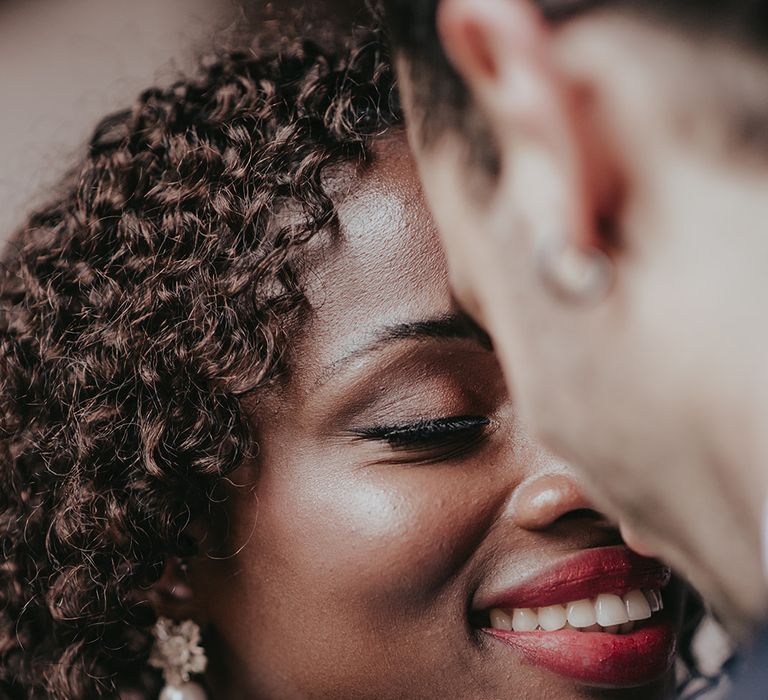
[162,135,678,699]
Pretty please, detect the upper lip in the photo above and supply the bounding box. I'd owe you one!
[474,545,671,611]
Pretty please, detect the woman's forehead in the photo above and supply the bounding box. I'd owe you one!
[326,138,447,304]
[334,134,446,281]
[295,135,453,381]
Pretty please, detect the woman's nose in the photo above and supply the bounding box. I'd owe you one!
[506,472,599,531]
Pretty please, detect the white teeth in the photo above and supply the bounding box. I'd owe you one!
[487,588,662,634]
[596,593,630,627]
[512,608,539,632]
[538,604,567,632]
[624,590,653,621]
[566,599,597,628]
[490,608,513,631]
[643,589,663,613]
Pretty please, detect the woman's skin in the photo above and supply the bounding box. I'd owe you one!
[160,135,680,699]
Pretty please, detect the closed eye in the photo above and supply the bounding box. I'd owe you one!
[350,415,492,450]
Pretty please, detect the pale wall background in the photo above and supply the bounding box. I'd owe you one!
[0,0,242,240]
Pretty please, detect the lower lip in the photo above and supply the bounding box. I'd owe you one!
[484,621,677,688]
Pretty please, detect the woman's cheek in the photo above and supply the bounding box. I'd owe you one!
[265,464,498,607]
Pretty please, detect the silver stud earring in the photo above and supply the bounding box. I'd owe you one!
[149,617,209,700]
[535,231,614,304]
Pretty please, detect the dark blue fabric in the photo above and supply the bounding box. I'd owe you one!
[731,625,768,699]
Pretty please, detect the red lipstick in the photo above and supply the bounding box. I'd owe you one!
[486,623,677,687]
[477,546,671,611]
[477,546,676,688]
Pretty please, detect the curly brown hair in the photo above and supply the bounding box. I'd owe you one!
[0,30,400,699]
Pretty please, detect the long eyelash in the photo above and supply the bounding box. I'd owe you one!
[352,416,491,448]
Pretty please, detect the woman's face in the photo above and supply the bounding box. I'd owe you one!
[187,135,681,699]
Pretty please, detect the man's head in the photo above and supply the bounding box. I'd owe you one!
[380,0,768,636]
[383,0,768,147]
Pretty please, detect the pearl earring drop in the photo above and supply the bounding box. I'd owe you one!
[536,231,614,304]
[150,617,209,700]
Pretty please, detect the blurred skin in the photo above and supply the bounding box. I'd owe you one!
[158,136,680,699]
[394,0,768,639]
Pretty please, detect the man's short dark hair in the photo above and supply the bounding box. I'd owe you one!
[380,0,768,147]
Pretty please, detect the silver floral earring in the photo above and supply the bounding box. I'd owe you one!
[150,617,209,700]
[535,231,614,304]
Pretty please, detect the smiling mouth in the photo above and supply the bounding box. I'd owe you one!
[487,587,663,635]
[474,546,677,688]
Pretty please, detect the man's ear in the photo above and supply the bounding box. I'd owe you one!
[437,0,610,253]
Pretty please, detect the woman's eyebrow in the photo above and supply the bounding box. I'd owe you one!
[315,313,493,387]
[381,314,492,348]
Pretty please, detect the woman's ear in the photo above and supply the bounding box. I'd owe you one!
[437,0,613,254]
[147,557,198,621]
